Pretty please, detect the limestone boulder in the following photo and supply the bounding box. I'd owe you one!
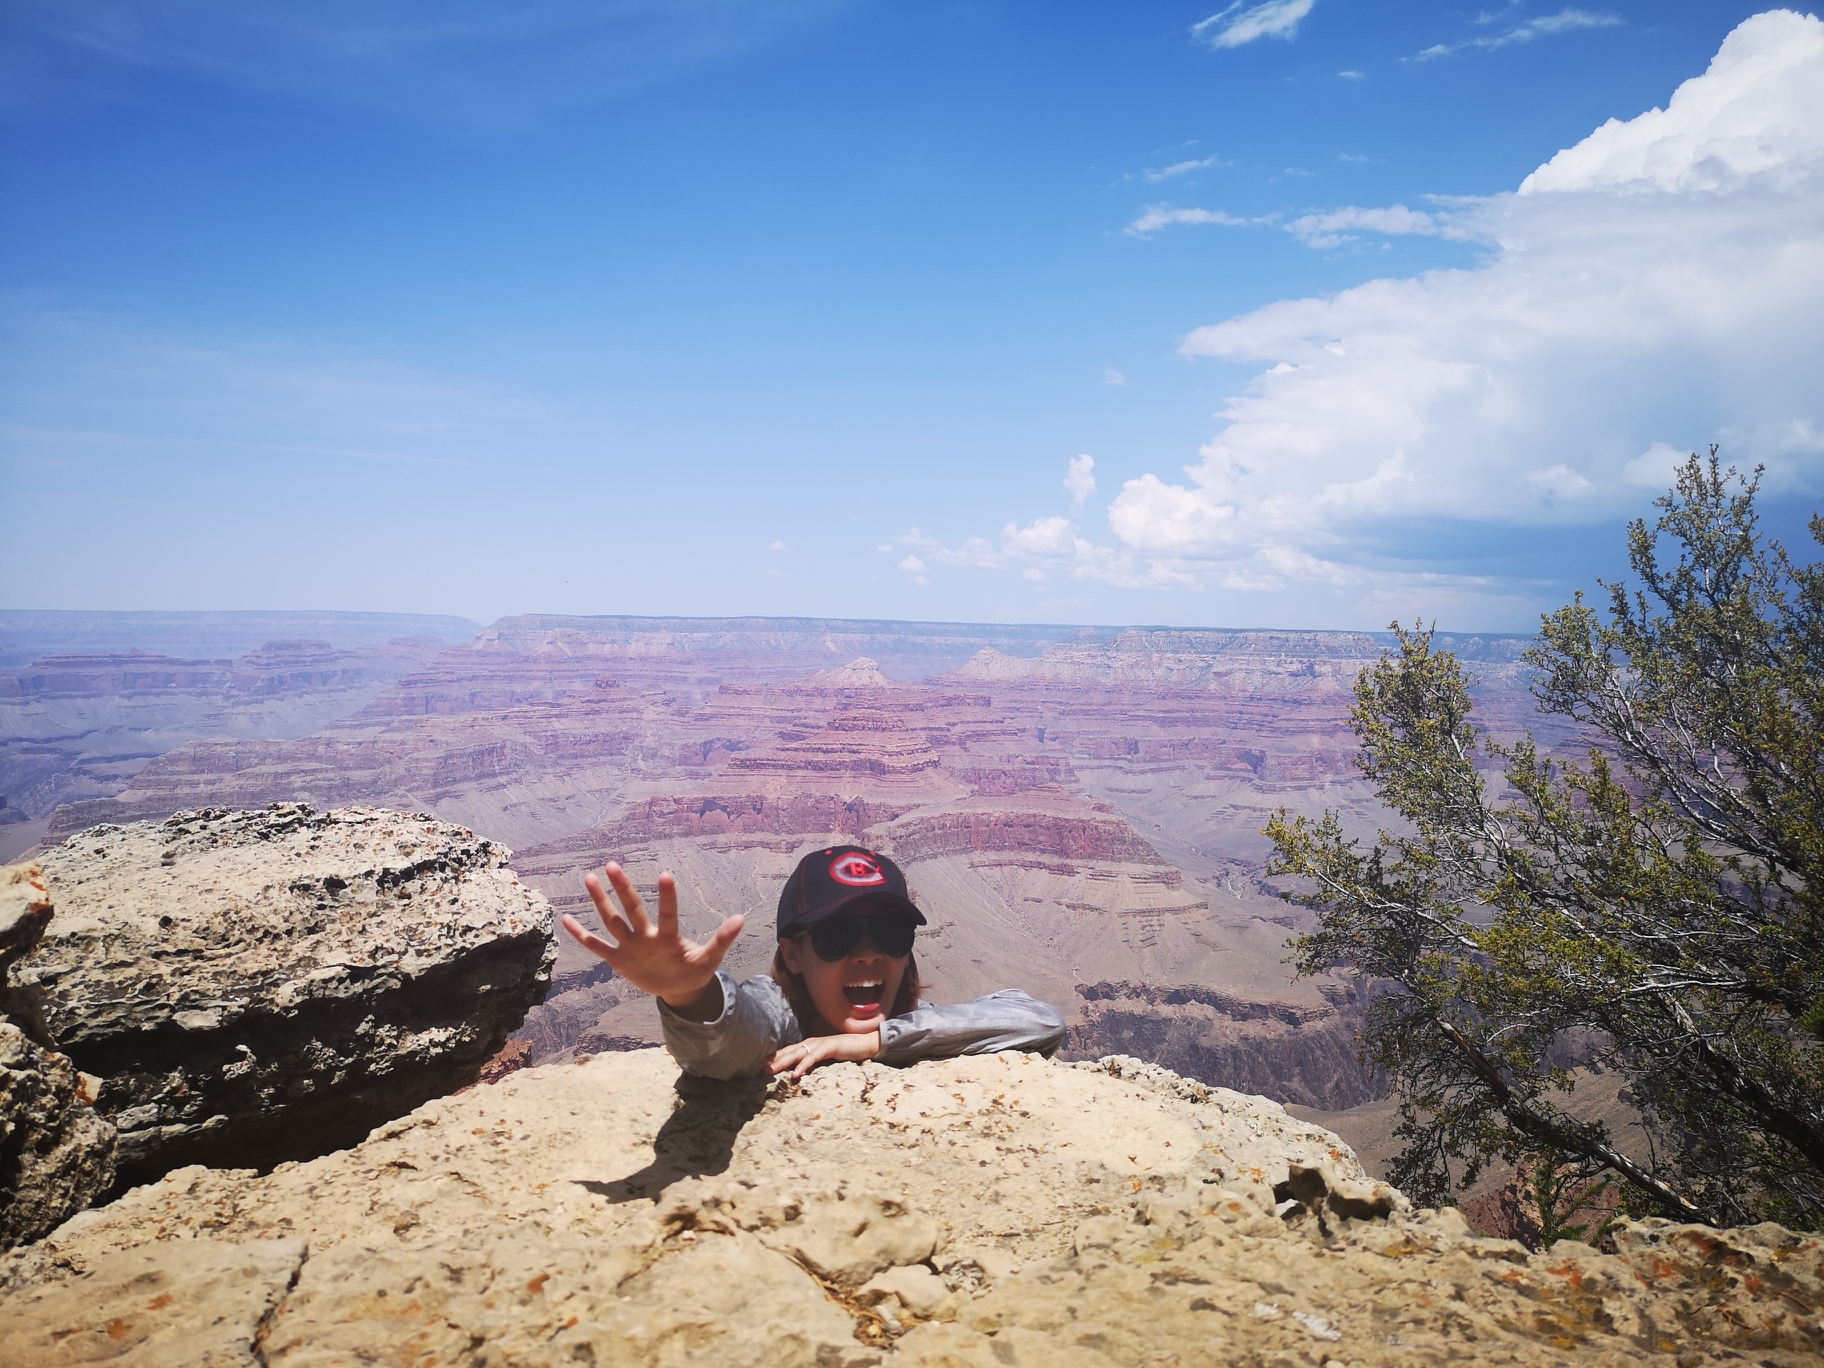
[4,1047,1819,1365]
[19,804,553,1189]
[1,862,117,1251]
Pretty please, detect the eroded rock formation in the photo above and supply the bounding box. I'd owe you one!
[1065,980,1385,1109]
[10,615,1580,1146]
[2,1049,1817,1365]
[1,862,117,1251]
[19,805,554,1190]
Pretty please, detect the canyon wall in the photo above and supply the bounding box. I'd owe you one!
[7,614,1573,1129]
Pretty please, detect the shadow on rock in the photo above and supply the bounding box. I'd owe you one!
[581,1072,770,1203]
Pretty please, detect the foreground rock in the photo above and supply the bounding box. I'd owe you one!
[1,863,116,1249]
[4,1049,1819,1365]
[19,805,553,1190]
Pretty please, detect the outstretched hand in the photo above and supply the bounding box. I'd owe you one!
[561,863,745,1017]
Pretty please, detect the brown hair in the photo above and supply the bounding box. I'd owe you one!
[771,943,923,1038]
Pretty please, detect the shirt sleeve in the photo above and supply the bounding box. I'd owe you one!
[874,989,1066,1066]
[656,971,804,1080]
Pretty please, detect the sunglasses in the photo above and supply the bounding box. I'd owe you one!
[806,911,918,962]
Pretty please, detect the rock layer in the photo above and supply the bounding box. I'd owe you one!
[1064,980,1386,1109]
[2,1049,1819,1366]
[1,862,118,1251]
[19,805,554,1189]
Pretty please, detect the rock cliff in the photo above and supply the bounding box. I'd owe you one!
[19,805,555,1191]
[0,863,116,1249]
[2,1048,1817,1365]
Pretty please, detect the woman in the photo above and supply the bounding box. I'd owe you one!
[561,844,1065,1079]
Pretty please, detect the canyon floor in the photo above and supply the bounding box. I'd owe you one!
[1,611,1589,1188]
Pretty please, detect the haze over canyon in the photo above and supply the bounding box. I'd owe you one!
[0,609,1576,1156]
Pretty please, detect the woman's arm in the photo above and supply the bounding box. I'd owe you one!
[658,971,804,1080]
[874,989,1066,1066]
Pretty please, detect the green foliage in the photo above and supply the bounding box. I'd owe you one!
[1525,1148,1618,1251]
[1267,453,1824,1228]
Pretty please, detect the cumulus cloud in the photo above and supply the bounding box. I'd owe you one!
[1119,11,1824,571]
[1192,1,1319,50]
[934,12,1824,623]
[1065,454,1097,507]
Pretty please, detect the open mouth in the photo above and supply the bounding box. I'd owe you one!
[842,978,885,1013]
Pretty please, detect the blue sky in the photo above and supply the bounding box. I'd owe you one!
[3,2,1819,631]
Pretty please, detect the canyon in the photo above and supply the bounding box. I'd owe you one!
[1,611,1578,1172]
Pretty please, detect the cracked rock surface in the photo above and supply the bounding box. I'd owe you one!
[1,862,117,1251]
[4,1048,1819,1365]
[20,805,554,1189]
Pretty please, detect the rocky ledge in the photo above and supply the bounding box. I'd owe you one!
[3,1048,1819,1365]
[1,862,117,1249]
[17,804,554,1191]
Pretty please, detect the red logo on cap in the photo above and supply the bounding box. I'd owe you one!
[829,852,887,887]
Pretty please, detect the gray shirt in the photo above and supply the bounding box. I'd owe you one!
[657,970,1067,1080]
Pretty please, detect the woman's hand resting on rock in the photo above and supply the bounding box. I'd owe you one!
[767,1031,881,1078]
[560,863,745,1022]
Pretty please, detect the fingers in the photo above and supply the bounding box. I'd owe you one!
[656,871,678,941]
[765,1038,832,1079]
[695,913,745,968]
[583,870,629,934]
[560,913,619,964]
[589,862,653,939]
[602,862,653,937]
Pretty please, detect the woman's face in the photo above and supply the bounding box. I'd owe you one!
[778,905,910,1034]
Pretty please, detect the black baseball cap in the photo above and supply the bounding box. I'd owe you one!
[776,845,926,938]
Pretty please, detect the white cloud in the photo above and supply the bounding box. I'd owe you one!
[1284,202,1451,247]
[1103,367,1127,386]
[1126,205,1265,237]
[1065,454,1097,507]
[889,529,1004,570]
[1139,11,1824,553]
[1338,70,1365,81]
[1624,441,1687,488]
[895,554,929,586]
[1106,471,1237,553]
[768,540,788,552]
[1414,7,1620,61]
[1138,197,1479,251]
[1143,155,1227,182]
[907,12,1824,622]
[1192,1,1319,50]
